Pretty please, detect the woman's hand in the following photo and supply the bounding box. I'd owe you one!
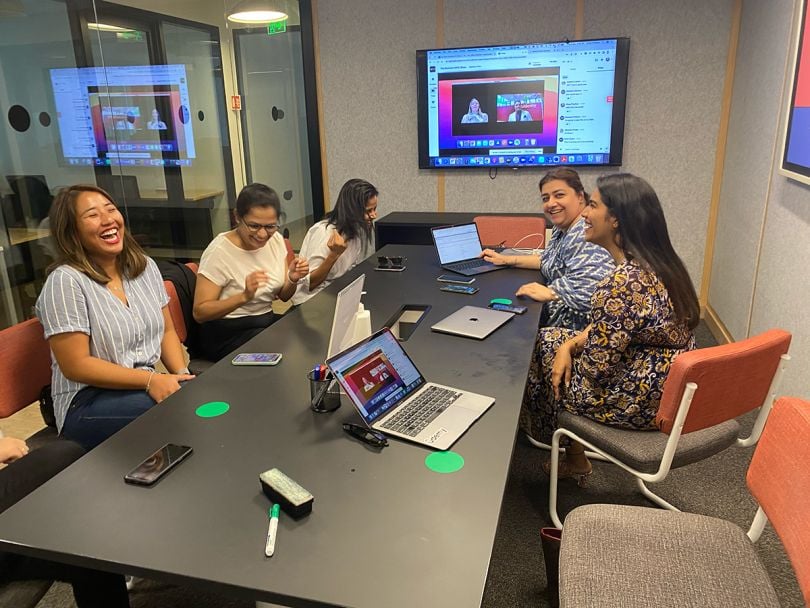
[481,248,511,265]
[515,282,557,302]
[243,270,269,301]
[327,232,347,257]
[148,373,195,404]
[288,257,310,282]
[0,436,29,464]
[551,343,574,400]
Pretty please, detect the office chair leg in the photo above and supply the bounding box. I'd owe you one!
[526,433,609,462]
[549,435,564,529]
[636,478,680,512]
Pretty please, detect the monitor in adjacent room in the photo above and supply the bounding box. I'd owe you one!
[416,37,630,169]
[50,64,196,168]
[781,0,810,185]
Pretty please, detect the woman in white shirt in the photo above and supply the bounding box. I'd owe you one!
[193,183,309,361]
[292,179,378,305]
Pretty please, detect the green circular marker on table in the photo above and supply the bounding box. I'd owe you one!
[425,451,465,474]
[490,298,512,306]
[195,401,230,418]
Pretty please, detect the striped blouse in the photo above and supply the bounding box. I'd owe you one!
[35,258,169,431]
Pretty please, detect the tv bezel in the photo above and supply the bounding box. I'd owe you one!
[780,0,810,186]
[416,37,630,170]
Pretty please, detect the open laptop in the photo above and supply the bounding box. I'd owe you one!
[326,328,495,450]
[431,223,506,276]
[430,305,514,340]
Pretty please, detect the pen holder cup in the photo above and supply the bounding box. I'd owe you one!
[308,371,341,413]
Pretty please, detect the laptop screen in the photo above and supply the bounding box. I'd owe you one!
[327,329,425,424]
[432,223,482,264]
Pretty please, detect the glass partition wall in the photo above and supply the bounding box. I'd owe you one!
[0,0,322,329]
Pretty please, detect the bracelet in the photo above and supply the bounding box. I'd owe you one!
[145,370,156,392]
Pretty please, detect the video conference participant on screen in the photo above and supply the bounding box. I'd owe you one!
[507,102,533,122]
[147,108,167,130]
[0,437,131,607]
[292,178,378,305]
[521,173,699,483]
[193,184,309,361]
[35,185,194,450]
[460,97,489,124]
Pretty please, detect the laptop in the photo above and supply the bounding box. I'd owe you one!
[326,328,495,450]
[431,223,506,276]
[430,305,514,340]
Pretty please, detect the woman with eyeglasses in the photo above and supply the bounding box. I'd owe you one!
[193,183,309,361]
[292,178,378,305]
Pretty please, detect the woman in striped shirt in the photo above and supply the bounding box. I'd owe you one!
[35,185,194,450]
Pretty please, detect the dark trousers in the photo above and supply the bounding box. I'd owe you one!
[62,386,156,450]
[0,440,129,608]
[197,310,277,361]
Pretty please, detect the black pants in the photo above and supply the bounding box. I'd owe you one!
[197,310,277,361]
[0,440,129,608]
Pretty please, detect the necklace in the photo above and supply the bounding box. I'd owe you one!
[108,282,124,292]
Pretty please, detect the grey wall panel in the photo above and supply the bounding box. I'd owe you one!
[583,0,734,290]
[709,0,794,339]
[317,0,438,213]
[442,0,575,214]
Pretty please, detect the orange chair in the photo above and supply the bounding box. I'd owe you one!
[162,262,213,376]
[549,329,792,528]
[558,396,810,607]
[0,318,51,421]
[474,215,546,249]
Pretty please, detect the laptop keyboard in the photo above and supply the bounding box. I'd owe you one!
[381,386,462,437]
[448,259,489,271]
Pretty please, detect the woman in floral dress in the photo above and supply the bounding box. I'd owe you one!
[520,173,700,481]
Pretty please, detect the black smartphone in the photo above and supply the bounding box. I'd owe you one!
[489,302,528,314]
[439,284,479,295]
[437,274,475,285]
[124,443,193,486]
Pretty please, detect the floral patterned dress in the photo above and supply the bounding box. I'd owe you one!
[520,258,695,444]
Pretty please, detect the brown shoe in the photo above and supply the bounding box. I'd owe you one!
[542,457,593,487]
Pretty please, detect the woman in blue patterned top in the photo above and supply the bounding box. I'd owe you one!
[523,174,699,482]
[36,185,194,450]
[482,168,613,330]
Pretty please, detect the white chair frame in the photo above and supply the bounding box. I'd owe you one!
[549,354,790,528]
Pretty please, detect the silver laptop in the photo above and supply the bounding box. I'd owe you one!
[430,223,506,276]
[430,305,514,340]
[326,328,495,450]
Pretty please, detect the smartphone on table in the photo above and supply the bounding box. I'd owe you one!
[124,443,193,486]
[439,284,479,295]
[231,353,283,366]
[489,302,528,314]
[436,274,475,285]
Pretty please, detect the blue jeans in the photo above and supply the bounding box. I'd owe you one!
[61,387,156,450]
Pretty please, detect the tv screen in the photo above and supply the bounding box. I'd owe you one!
[781,0,810,185]
[50,64,196,168]
[416,38,630,169]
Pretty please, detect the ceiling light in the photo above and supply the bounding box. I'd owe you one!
[227,0,288,24]
[88,22,133,33]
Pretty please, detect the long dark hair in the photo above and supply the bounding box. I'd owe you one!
[596,173,700,329]
[48,184,146,284]
[325,178,378,242]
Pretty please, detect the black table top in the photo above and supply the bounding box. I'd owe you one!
[0,245,542,608]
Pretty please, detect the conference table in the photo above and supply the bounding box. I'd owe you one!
[0,245,542,608]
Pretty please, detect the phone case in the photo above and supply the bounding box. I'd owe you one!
[124,444,193,486]
[437,275,475,285]
[440,285,478,294]
[232,353,282,365]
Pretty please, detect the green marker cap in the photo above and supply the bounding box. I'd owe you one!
[270,504,280,518]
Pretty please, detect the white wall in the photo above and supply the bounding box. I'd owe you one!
[317,0,735,290]
[709,0,810,400]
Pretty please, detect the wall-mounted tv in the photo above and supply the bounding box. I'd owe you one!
[50,64,196,168]
[781,0,810,185]
[416,38,630,169]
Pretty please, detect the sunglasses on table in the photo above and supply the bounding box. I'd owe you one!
[377,255,406,269]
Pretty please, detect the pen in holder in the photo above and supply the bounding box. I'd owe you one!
[308,371,341,413]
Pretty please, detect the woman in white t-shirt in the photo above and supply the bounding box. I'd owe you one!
[292,179,378,305]
[193,183,309,360]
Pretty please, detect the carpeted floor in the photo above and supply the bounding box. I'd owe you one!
[36,322,803,607]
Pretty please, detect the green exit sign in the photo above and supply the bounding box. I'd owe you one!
[267,20,287,35]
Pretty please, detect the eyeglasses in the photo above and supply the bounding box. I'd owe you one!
[343,423,389,448]
[377,255,406,269]
[242,219,282,234]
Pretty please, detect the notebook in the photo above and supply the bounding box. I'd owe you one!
[430,223,506,276]
[326,328,495,450]
[430,305,514,340]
